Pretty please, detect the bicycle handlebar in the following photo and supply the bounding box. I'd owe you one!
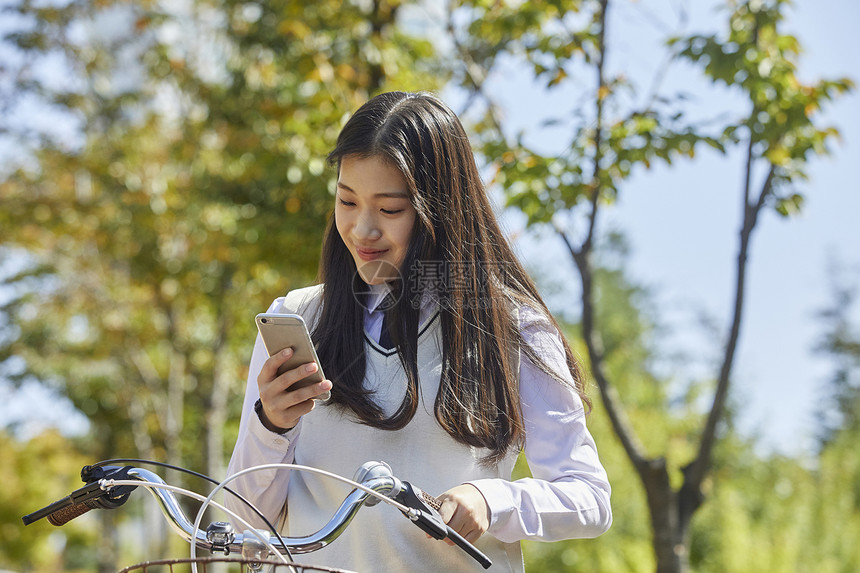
[22,461,492,569]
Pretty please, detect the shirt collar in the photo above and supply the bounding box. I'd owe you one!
[364,283,440,317]
[365,282,395,314]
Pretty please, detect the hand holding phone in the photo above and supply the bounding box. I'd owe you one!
[255,313,331,432]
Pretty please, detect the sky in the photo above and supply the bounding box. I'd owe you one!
[2,0,859,455]
[470,0,860,457]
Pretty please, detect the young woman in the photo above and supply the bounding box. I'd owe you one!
[227,91,611,572]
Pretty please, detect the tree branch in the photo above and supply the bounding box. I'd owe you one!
[559,224,651,466]
[680,152,776,524]
[557,0,652,471]
[445,0,508,136]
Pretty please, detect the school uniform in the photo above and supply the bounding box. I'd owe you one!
[227,284,611,572]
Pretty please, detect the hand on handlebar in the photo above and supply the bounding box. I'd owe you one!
[257,348,333,432]
[437,484,490,545]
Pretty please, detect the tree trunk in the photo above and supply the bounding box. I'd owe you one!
[97,489,120,572]
[163,298,187,488]
[207,314,233,480]
[642,459,687,573]
[128,389,168,560]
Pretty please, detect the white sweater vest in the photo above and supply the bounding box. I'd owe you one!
[282,285,523,573]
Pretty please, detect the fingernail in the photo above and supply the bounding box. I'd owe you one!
[305,363,317,373]
[281,348,293,357]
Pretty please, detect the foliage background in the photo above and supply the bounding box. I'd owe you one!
[1,0,858,572]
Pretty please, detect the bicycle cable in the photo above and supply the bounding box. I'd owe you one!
[90,458,292,560]
[97,477,294,570]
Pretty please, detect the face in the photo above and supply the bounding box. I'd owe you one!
[335,155,417,285]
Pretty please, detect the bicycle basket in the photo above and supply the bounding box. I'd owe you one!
[117,556,354,573]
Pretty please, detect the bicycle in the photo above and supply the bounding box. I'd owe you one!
[22,459,492,572]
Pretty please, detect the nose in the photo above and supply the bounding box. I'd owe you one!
[351,210,382,242]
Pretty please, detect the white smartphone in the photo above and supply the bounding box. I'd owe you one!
[255,313,330,402]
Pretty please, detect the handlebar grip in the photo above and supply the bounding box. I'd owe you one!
[396,482,493,569]
[444,525,492,570]
[420,491,491,569]
[47,500,97,526]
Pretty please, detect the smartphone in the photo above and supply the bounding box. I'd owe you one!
[255,313,330,402]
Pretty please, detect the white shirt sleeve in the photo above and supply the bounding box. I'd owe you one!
[225,300,301,530]
[467,308,612,543]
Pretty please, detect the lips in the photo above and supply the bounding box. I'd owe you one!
[356,247,389,261]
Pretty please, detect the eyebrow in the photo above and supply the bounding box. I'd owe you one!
[336,181,410,199]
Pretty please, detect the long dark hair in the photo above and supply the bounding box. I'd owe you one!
[312,91,587,465]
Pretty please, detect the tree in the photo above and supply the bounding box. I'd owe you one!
[1,0,441,568]
[815,262,860,445]
[522,240,860,572]
[444,0,852,571]
[805,262,860,571]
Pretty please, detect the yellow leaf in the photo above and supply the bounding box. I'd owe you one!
[597,85,611,101]
[285,196,301,214]
[766,145,790,166]
[549,68,568,87]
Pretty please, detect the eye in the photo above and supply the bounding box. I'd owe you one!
[337,197,356,207]
[381,208,404,215]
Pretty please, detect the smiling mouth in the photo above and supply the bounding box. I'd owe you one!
[356,247,389,261]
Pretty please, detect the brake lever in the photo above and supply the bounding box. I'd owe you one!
[22,465,138,526]
[395,481,492,569]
